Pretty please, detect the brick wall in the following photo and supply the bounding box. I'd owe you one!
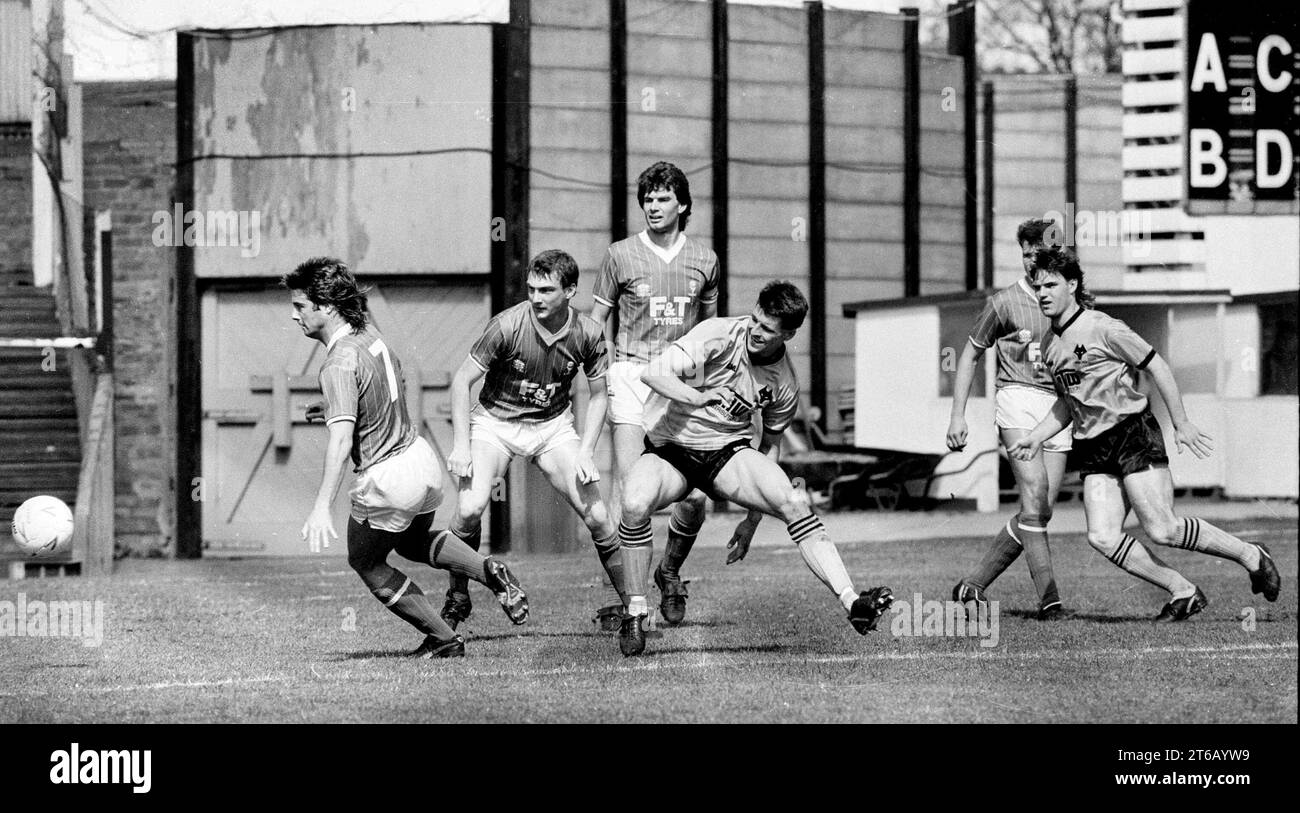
[0,124,32,280]
[81,81,176,557]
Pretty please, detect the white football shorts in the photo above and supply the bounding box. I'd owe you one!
[470,404,581,459]
[349,435,443,533]
[606,360,652,427]
[995,384,1072,453]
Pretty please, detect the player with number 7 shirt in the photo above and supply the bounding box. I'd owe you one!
[286,257,529,659]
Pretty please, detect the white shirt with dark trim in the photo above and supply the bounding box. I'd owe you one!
[1040,307,1157,439]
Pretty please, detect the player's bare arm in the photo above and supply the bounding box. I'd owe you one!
[1144,353,1213,459]
[642,345,728,407]
[448,356,487,477]
[589,300,616,354]
[1008,398,1071,462]
[946,339,986,451]
[302,418,353,552]
[575,374,608,484]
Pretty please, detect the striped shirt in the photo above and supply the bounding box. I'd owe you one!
[471,301,609,422]
[644,316,800,450]
[1041,307,1158,439]
[968,277,1054,392]
[319,326,416,471]
[593,231,720,363]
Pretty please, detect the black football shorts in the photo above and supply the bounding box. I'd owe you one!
[641,437,753,500]
[1073,408,1169,479]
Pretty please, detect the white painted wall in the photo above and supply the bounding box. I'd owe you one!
[1220,305,1261,399]
[854,305,1001,511]
[1202,216,1300,296]
[1224,398,1300,498]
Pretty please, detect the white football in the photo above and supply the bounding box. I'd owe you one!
[11,495,75,556]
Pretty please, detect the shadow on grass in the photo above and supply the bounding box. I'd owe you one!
[626,642,790,659]
[463,630,597,642]
[999,608,1155,624]
[1059,612,1162,624]
[338,649,420,660]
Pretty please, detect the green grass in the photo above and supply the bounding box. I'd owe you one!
[1,518,1294,723]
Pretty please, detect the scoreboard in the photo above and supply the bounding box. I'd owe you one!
[1186,0,1299,215]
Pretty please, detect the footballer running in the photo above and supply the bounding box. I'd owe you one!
[589,161,757,630]
[1009,247,1281,621]
[286,258,528,659]
[437,249,626,629]
[614,280,894,656]
[947,218,1070,620]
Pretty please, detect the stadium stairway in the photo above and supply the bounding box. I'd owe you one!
[0,263,81,564]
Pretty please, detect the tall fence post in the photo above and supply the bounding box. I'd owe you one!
[949,0,977,291]
[981,80,994,289]
[1064,74,1077,216]
[711,0,729,317]
[610,0,627,244]
[902,7,920,297]
[175,32,201,559]
[806,1,827,428]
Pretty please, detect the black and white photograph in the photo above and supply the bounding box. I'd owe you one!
[0,0,1294,778]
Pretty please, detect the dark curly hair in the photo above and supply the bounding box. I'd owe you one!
[636,161,693,231]
[281,257,370,330]
[758,280,809,331]
[1032,245,1096,309]
[1016,217,1058,247]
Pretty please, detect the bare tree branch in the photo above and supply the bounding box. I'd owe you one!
[981,0,1055,72]
[979,0,1122,74]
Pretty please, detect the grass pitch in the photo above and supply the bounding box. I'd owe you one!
[1,517,1294,724]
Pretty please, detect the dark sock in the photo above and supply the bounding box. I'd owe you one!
[966,516,1023,591]
[371,569,457,639]
[446,524,481,596]
[594,531,626,605]
[427,529,489,582]
[662,518,699,578]
[1018,514,1059,607]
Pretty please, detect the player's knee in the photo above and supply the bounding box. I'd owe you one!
[1018,479,1050,513]
[455,492,491,524]
[779,488,812,523]
[578,501,611,533]
[1143,515,1182,547]
[450,509,482,536]
[1086,530,1121,557]
[619,492,655,526]
[679,490,708,516]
